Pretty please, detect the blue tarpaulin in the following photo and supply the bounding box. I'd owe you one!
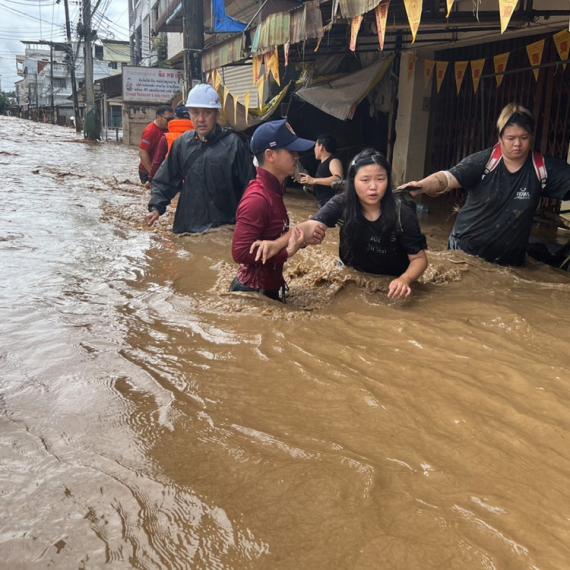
[213,0,247,32]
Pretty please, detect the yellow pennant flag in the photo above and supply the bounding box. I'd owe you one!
[436,61,448,93]
[350,15,363,51]
[471,58,485,94]
[446,0,454,17]
[454,61,468,94]
[526,39,545,81]
[253,55,263,83]
[256,76,265,108]
[375,0,390,51]
[403,0,423,43]
[213,69,222,91]
[553,29,570,70]
[498,0,517,34]
[407,54,418,82]
[244,93,250,125]
[265,47,280,85]
[424,59,435,89]
[234,95,239,126]
[270,46,280,86]
[494,52,510,87]
[223,85,230,109]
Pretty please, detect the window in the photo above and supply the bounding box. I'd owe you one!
[95,45,104,60]
[54,78,67,89]
[108,61,118,69]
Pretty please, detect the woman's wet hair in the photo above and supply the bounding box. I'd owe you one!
[341,148,397,263]
[497,103,535,137]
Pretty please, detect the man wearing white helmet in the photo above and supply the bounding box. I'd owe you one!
[146,83,256,234]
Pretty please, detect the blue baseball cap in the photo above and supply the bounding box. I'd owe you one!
[175,105,190,119]
[251,119,315,154]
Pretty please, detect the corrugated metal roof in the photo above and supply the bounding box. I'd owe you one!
[202,34,246,71]
[338,0,381,19]
[250,0,323,55]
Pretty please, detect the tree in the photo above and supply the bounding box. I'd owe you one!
[0,93,6,114]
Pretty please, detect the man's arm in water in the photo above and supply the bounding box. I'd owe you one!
[250,221,327,264]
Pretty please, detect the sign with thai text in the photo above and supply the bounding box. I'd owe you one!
[122,66,184,103]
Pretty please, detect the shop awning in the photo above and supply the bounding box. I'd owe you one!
[295,56,394,120]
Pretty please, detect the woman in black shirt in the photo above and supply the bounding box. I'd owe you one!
[250,149,428,299]
[311,148,428,299]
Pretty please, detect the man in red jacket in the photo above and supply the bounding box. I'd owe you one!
[149,105,194,181]
[230,120,315,302]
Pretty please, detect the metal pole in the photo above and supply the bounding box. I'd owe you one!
[63,0,81,132]
[183,0,204,97]
[83,0,96,138]
[50,45,55,124]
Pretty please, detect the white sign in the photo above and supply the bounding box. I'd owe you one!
[122,66,184,103]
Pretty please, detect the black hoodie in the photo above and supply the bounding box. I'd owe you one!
[149,125,256,234]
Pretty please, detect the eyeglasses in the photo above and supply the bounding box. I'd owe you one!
[159,115,173,122]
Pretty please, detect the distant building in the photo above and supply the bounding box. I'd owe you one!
[15,40,130,123]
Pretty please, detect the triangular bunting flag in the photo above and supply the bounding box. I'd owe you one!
[223,85,230,109]
[253,55,263,84]
[446,0,454,18]
[213,69,222,91]
[403,0,423,43]
[425,60,435,89]
[314,38,322,53]
[244,93,250,125]
[526,39,545,81]
[234,95,238,126]
[350,15,363,51]
[284,41,291,65]
[553,29,570,70]
[436,61,448,93]
[494,52,510,87]
[499,0,517,34]
[471,58,485,94]
[375,1,390,51]
[454,61,468,94]
[256,76,265,108]
[407,55,418,82]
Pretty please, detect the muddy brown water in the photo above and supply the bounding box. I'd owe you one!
[1,116,570,570]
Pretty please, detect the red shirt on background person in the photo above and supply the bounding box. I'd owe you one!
[138,104,174,184]
[230,120,316,302]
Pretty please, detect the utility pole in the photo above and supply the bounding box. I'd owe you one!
[83,0,96,138]
[183,0,204,97]
[63,0,81,132]
[50,44,55,124]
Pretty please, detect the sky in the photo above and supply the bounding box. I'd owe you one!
[0,0,130,93]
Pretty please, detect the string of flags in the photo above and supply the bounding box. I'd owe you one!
[350,0,569,52]
[419,29,570,95]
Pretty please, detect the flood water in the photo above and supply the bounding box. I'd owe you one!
[1,116,570,569]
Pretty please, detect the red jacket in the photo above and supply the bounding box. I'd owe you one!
[232,168,289,292]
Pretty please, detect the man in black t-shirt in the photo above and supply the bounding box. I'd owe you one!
[300,134,344,207]
[401,103,570,266]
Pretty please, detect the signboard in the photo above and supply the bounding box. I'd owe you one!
[122,66,184,103]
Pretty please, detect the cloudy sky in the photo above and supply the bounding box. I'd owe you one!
[0,0,130,92]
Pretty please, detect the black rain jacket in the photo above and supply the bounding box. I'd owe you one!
[149,125,256,234]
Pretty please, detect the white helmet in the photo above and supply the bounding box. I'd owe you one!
[186,83,222,109]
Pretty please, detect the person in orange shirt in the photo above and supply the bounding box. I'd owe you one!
[149,105,194,182]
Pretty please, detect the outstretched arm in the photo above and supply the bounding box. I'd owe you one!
[249,221,327,264]
[398,171,460,198]
[388,250,428,299]
[299,158,344,187]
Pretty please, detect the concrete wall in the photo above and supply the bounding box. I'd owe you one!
[123,103,161,147]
